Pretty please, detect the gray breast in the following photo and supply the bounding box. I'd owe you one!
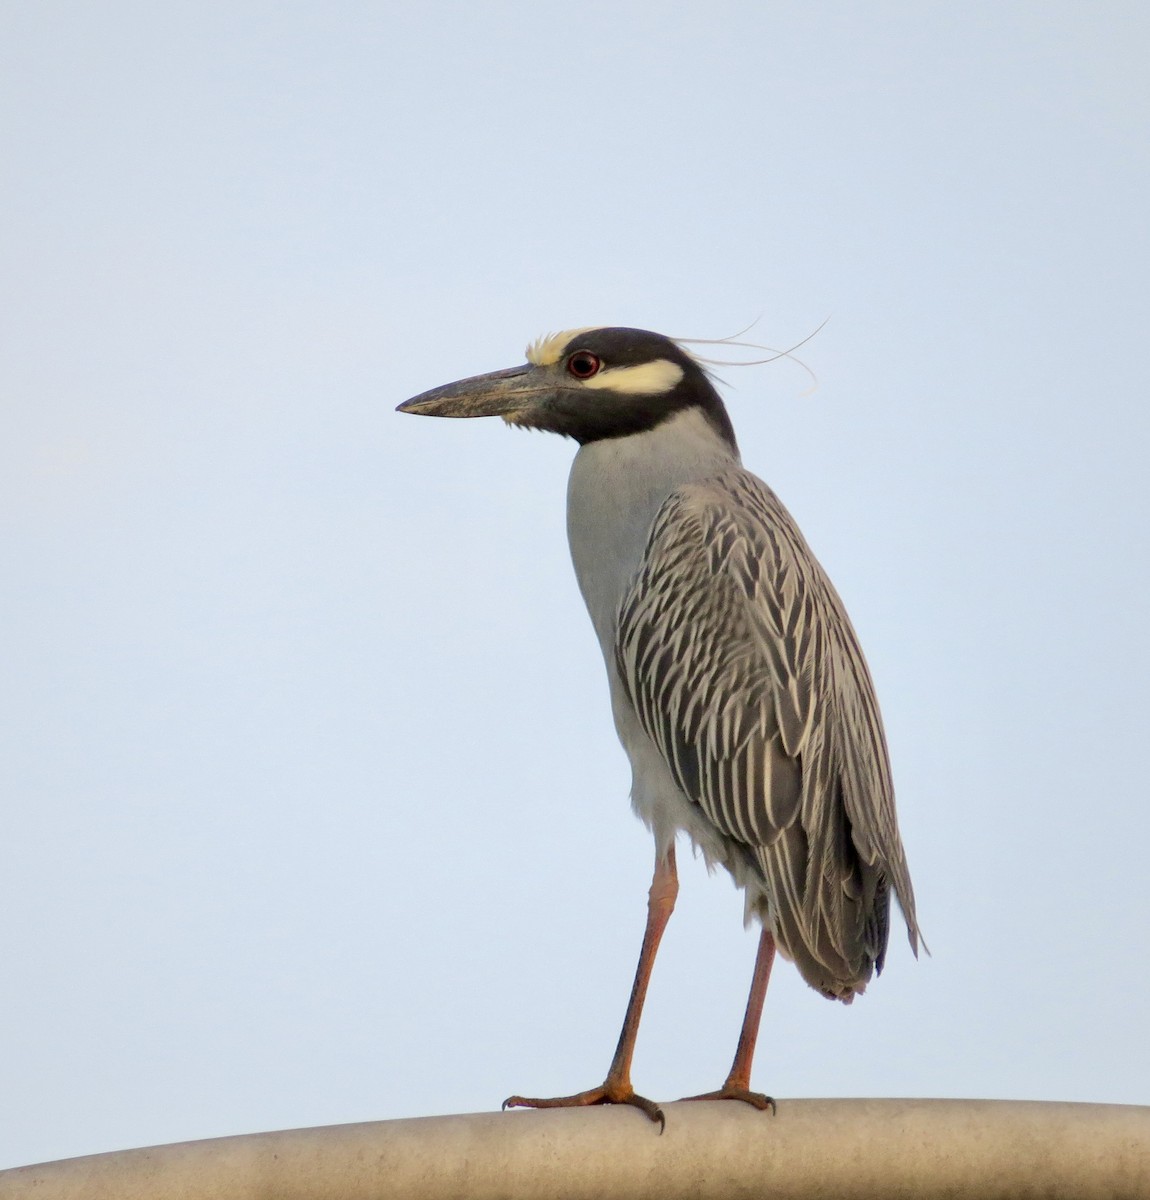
[565,406,762,891]
[566,407,739,655]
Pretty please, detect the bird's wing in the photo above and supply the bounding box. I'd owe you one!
[615,470,920,988]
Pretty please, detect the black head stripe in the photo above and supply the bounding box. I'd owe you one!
[547,328,738,451]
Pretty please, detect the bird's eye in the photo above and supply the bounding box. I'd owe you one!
[566,351,602,380]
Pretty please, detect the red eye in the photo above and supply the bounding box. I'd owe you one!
[566,351,602,379]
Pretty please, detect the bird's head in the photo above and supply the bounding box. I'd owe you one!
[397,326,738,451]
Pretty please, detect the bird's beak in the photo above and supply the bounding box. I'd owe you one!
[397,364,546,420]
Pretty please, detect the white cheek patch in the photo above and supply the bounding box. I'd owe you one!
[583,359,685,395]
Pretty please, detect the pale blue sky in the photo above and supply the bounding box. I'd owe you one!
[2,1,1148,1169]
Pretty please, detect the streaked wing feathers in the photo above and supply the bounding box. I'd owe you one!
[615,471,921,996]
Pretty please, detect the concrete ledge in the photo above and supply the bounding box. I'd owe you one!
[2,1099,1148,1199]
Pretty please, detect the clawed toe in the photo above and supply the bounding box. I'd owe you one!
[503,1083,665,1130]
[680,1086,776,1113]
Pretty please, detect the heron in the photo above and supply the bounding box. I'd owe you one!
[397,326,922,1127]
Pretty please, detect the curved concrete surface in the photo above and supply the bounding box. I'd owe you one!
[1,1099,1148,1199]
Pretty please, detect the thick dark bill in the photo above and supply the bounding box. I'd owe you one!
[397,364,544,419]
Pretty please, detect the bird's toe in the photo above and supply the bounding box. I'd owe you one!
[679,1086,776,1113]
[503,1082,665,1130]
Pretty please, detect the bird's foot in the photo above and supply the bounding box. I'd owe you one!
[503,1082,665,1130]
[679,1085,776,1113]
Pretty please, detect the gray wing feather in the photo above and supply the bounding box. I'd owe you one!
[615,470,922,999]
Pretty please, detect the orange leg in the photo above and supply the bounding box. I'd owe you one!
[504,844,678,1129]
[681,926,776,1112]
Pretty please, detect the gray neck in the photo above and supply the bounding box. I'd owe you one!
[566,406,741,653]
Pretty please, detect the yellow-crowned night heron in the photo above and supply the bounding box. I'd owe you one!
[398,326,922,1127]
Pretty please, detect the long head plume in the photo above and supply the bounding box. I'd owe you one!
[526,319,826,393]
[671,317,829,393]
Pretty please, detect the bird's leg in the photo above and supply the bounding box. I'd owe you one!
[503,844,678,1129]
[680,925,776,1112]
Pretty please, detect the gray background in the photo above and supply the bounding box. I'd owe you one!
[2,1,1148,1169]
